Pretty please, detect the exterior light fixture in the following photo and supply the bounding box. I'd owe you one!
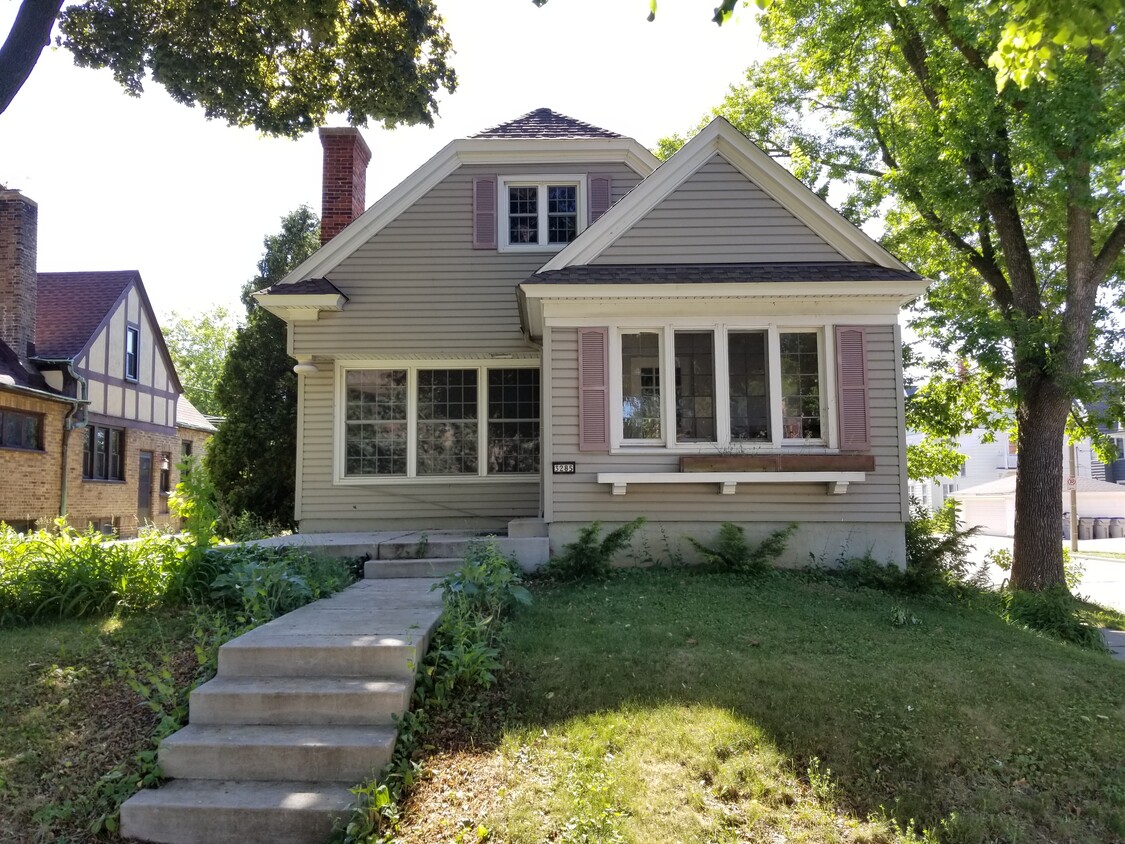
[293,361,320,376]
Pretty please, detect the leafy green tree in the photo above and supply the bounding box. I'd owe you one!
[207,206,320,528]
[0,0,456,135]
[162,306,237,417]
[661,0,1124,590]
[537,0,1123,90]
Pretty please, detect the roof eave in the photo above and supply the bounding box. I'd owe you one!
[253,292,348,321]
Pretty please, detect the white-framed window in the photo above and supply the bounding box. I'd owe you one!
[125,325,140,381]
[338,361,540,482]
[498,175,586,251]
[609,323,832,451]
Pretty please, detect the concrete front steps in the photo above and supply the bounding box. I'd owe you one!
[120,578,444,844]
[365,528,549,579]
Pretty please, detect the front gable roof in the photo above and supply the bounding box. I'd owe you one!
[263,111,660,293]
[35,270,183,393]
[539,118,910,274]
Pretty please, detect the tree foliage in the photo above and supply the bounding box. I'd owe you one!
[537,0,1124,91]
[661,0,1124,590]
[206,206,319,529]
[0,0,456,135]
[162,306,237,417]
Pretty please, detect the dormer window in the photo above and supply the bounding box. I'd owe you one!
[125,326,140,381]
[498,176,585,251]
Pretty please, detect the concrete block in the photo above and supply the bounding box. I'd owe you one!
[159,724,396,782]
[365,558,463,578]
[120,780,354,844]
[507,518,549,538]
[218,634,424,680]
[189,677,409,726]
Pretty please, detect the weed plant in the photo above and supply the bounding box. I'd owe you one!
[335,542,531,844]
[545,518,646,581]
[686,522,797,574]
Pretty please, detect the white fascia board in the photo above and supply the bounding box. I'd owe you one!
[277,138,659,287]
[254,293,347,322]
[540,118,910,273]
[521,279,929,303]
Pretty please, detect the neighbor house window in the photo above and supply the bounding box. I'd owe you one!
[342,365,540,480]
[84,425,124,480]
[615,326,827,449]
[0,408,43,451]
[125,326,140,381]
[500,178,583,250]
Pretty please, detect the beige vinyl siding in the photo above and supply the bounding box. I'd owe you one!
[547,324,904,523]
[594,154,845,265]
[291,162,644,359]
[296,368,539,531]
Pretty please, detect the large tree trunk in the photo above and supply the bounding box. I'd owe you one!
[1010,380,1070,590]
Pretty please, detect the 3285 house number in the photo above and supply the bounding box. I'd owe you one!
[552,462,576,474]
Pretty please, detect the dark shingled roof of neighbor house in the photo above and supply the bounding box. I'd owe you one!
[35,271,137,359]
[473,108,623,140]
[525,262,924,286]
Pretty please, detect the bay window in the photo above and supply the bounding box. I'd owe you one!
[613,325,828,449]
[341,365,539,480]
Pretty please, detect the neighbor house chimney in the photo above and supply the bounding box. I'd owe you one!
[0,189,38,366]
[319,127,372,245]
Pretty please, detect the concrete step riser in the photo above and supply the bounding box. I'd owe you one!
[160,730,394,782]
[218,643,421,680]
[378,541,474,560]
[120,781,353,844]
[190,684,409,726]
[365,558,462,579]
[374,537,549,570]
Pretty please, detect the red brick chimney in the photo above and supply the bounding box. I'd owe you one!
[319,127,372,245]
[0,189,38,365]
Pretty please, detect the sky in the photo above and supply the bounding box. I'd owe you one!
[0,0,767,321]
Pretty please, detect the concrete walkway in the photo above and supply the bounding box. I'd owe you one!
[121,578,444,844]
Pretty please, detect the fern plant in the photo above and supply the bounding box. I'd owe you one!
[687,522,797,575]
[545,518,646,581]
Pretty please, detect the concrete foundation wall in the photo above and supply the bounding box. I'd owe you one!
[548,519,907,569]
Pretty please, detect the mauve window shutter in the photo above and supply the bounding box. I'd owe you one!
[473,176,497,249]
[578,328,610,452]
[835,326,870,451]
[588,175,612,223]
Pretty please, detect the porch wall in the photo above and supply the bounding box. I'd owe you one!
[545,323,909,566]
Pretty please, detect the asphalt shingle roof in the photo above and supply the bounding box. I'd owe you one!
[0,338,47,390]
[473,108,623,140]
[35,271,136,359]
[176,395,217,433]
[525,262,924,286]
[262,278,345,296]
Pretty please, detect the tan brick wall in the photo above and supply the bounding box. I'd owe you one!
[0,393,213,537]
[0,393,67,529]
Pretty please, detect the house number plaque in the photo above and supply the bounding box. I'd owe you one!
[552,462,576,474]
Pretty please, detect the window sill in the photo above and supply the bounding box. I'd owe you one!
[596,471,866,496]
[0,445,45,453]
[334,473,540,486]
[82,478,127,484]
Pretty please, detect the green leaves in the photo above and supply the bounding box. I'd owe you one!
[55,0,457,136]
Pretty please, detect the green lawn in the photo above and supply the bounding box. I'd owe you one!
[460,571,1125,843]
[0,611,198,841]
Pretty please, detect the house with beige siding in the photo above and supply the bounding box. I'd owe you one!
[0,189,215,535]
[257,110,927,565]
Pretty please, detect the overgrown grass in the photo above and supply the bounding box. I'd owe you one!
[479,570,1125,843]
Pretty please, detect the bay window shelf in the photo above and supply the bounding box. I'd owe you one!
[596,471,866,496]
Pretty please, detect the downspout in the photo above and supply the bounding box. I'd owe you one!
[34,358,88,520]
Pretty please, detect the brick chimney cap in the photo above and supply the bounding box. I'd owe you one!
[0,188,37,208]
[318,126,372,163]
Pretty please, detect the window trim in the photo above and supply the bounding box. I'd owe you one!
[608,319,837,453]
[0,407,45,451]
[83,424,126,482]
[334,359,541,485]
[497,174,588,252]
[125,324,140,382]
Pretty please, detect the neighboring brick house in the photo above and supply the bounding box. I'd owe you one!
[0,189,216,535]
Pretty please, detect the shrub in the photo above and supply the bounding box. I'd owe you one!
[903,499,978,592]
[545,518,646,581]
[210,545,353,624]
[686,522,797,574]
[1002,587,1107,651]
